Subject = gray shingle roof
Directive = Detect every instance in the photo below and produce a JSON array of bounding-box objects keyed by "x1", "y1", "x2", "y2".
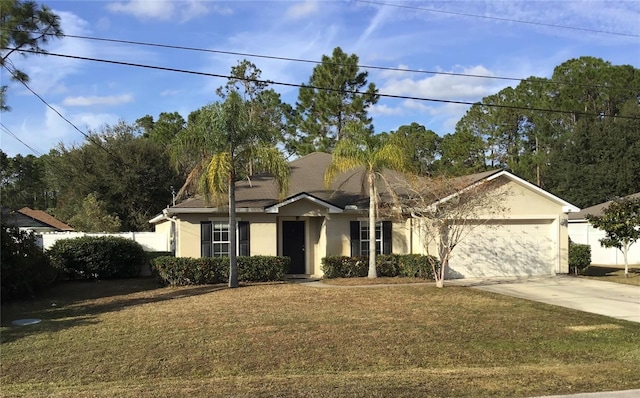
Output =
[
  {"x1": 568, "y1": 192, "x2": 640, "y2": 220},
  {"x1": 172, "y1": 152, "x2": 503, "y2": 211}
]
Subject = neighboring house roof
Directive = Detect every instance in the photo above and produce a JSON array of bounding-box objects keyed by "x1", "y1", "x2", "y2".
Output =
[
  {"x1": 5, "y1": 207, "x2": 75, "y2": 231},
  {"x1": 568, "y1": 192, "x2": 640, "y2": 220},
  {"x1": 158, "y1": 152, "x2": 579, "y2": 219}
]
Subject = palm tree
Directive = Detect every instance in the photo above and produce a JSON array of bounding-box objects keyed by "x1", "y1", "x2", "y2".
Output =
[
  {"x1": 172, "y1": 91, "x2": 290, "y2": 288},
  {"x1": 324, "y1": 121, "x2": 411, "y2": 278}
]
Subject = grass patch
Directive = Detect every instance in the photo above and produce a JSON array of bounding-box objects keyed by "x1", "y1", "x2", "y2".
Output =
[
  {"x1": 322, "y1": 277, "x2": 431, "y2": 286},
  {"x1": 2, "y1": 279, "x2": 639, "y2": 397},
  {"x1": 581, "y1": 264, "x2": 640, "y2": 286}
]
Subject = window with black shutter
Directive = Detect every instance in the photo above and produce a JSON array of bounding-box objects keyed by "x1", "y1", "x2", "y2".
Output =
[
  {"x1": 238, "y1": 221, "x2": 250, "y2": 256},
  {"x1": 201, "y1": 221, "x2": 212, "y2": 257},
  {"x1": 350, "y1": 220, "x2": 392, "y2": 256}
]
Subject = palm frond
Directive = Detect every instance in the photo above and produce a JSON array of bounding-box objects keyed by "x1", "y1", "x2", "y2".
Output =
[{"x1": 253, "y1": 146, "x2": 291, "y2": 198}]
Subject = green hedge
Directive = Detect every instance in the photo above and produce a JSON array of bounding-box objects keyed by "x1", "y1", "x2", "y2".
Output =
[
  {"x1": 569, "y1": 241, "x2": 591, "y2": 275},
  {"x1": 152, "y1": 256, "x2": 290, "y2": 286},
  {"x1": 1, "y1": 224, "x2": 57, "y2": 300},
  {"x1": 48, "y1": 236, "x2": 147, "y2": 280},
  {"x1": 322, "y1": 254, "x2": 437, "y2": 279}
]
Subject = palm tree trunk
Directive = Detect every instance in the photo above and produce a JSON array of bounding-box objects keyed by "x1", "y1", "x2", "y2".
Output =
[
  {"x1": 228, "y1": 169, "x2": 239, "y2": 288},
  {"x1": 368, "y1": 172, "x2": 377, "y2": 278}
]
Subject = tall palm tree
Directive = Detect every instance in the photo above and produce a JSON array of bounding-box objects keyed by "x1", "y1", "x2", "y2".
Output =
[
  {"x1": 172, "y1": 91, "x2": 290, "y2": 288},
  {"x1": 324, "y1": 121, "x2": 411, "y2": 278}
]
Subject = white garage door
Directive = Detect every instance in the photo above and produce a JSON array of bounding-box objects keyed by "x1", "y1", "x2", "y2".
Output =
[{"x1": 447, "y1": 219, "x2": 556, "y2": 278}]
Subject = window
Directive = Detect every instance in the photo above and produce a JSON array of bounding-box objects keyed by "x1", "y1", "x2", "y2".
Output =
[
  {"x1": 350, "y1": 220, "x2": 391, "y2": 256},
  {"x1": 201, "y1": 221, "x2": 250, "y2": 257}
]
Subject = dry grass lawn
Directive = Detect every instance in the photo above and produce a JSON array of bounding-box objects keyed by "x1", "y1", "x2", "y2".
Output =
[{"x1": 1, "y1": 278, "x2": 639, "y2": 397}]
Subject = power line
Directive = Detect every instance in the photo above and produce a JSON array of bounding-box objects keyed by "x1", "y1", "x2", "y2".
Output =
[
  {"x1": 9, "y1": 48, "x2": 640, "y2": 121},
  {"x1": 34, "y1": 32, "x2": 633, "y2": 92},
  {"x1": 1, "y1": 123, "x2": 43, "y2": 156},
  {"x1": 1, "y1": 63, "x2": 137, "y2": 167},
  {"x1": 355, "y1": 0, "x2": 640, "y2": 38}
]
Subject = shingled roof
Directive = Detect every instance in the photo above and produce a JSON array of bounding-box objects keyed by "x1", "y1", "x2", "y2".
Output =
[
  {"x1": 568, "y1": 192, "x2": 640, "y2": 220},
  {"x1": 17, "y1": 207, "x2": 74, "y2": 231},
  {"x1": 170, "y1": 152, "x2": 505, "y2": 212}
]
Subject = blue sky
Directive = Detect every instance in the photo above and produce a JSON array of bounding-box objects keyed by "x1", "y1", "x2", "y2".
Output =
[{"x1": 1, "y1": 0, "x2": 638, "y2": 157}]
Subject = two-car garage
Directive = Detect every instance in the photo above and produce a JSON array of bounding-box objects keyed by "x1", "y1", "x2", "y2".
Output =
[{"x1": 447, "y1": 219, "x2": 558, "y2": 278}]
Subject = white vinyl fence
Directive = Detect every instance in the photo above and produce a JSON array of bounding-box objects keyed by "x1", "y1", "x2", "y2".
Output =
[
  {"x1": 38, "y1": 231, "x2": 170, "y2": 252},
  {"x1": 568, "y1": 221, "x2": 640, "y2": 266}
]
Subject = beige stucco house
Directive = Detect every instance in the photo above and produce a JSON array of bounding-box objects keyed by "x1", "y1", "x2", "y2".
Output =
[{"x1": 150, "y1": 152, "x2": 579, "y2": 279}]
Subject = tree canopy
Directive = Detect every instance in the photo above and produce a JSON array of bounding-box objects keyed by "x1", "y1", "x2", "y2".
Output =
[{"x1": 291, "y1": 47, "x2": 379, "y2": 155}]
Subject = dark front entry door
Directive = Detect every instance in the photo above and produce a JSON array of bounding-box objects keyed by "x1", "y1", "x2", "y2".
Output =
[{"x1": 283, "y1": 221, "x2": 305, "y2": 274}]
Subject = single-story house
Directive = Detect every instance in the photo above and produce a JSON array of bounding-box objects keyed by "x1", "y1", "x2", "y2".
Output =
[
  {"x1": 150, "y1": 152, "x2": 579, "y2": 279},
  {"x1": 568, "y1": 193, "x2": 640, "y2": 266},
  {"x1": 1, "y1": 207, "x2": 74, "y2": 233}
]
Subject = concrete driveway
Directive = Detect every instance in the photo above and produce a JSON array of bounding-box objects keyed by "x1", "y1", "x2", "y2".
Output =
[{"x1": 456, "y1": 276, "x2": 640, "y2": 323}]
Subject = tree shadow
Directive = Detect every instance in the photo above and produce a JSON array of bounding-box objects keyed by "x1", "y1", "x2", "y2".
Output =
[
  {"x1": 583, "y1": 265, "x2": 640, "y2": 277},
  {"x1": 0, "y1": 278, "x2": 228, "y2": 344}
]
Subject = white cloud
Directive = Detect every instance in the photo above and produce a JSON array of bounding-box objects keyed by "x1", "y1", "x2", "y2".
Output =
[
  {"x1": 369, "y1": 103, "x2": 405, "y2": 117},
  {"x1": 160, "y1": 89, "x2": 182, "y2": 97},
  {"x1": 62, "y1": 94, "x2": 133, "y2": 107},
  {"x1": 107, "y1": 0, "x2": 223, "y2": 22},
  {"x1": 285, "y1": 1, "x2": 319, "y2": 20},
  {"x1": 43, "y1": 105, "x2": 120, "y2": 144},
  {"x1": 380, "y1": 65, "x2": 504, "y2": 101},
  {"x1": 355, "y1": 3, "x2": 392, "y2": 49}
]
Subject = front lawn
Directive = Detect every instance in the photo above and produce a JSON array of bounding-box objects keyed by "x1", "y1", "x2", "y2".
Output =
[{"x1": 1, "y1": 279, "x2": 639, "y2": 397}]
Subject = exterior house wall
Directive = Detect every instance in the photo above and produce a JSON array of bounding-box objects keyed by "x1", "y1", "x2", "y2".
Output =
[
  {"x1": 163, "y1": 175, "x2": 575, "y2": 278},
  {"x1": 409, "y1": 179, "x2": 570, "y2": 274},
  {"x1": 569, "y1": 221, "x2": 640, "y2": 266},
  {"x1": 176, "y1": 213, "x2": 279, "y2": 258}
]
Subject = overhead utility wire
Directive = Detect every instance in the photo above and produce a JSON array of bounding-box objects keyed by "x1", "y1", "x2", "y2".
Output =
[
  {"x1": 1, "y1": 64, "x2": 135, "y2": 167},
  {"x1": 1, "y1": 122, "x2": 43, "y2": 156},
  {"x1": 33, "y1": 32, "x2": 631, "y2": 92},
  {"x1": 10, "y1": 48, "x2": 639, "y2": 121},
  {"x1": 355, "y1": 0, "x2": 640, "y2": 38}
]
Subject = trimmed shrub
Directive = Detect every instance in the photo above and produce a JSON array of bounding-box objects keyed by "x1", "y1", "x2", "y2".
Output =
[
  {"x1": 238, "y1": 256, "x2": 289, "y2": 282},
  {"x1": 152, "y1": 256, "x2": 290, "y2": 286},
  {"x1": 1, "y1": 224, "x2": 56, "y2": 300},
  {"x1": 569, "y1": 241, "x2": 591, "y2": 275},
  {"x1": 48, "y1": 236, "x2": 146, "y2": 279},
  {"x1": 321, "y1": 254, "x2": 437, "y2": 279},
  {"x1": 145, "y1": 251, "x2": 173, "y2": 277},
  {"x1": 321, "y1": 256, "x2": 368, "y2": 278},
  {"x1": 396, "y1": 254, "x2": 437, "y2": 279}
]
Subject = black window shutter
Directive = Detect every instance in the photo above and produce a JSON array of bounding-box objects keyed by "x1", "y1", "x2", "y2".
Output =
[
  {"x1": 382, "y1": 221, "x2": 392, "y2": 255},
  {"x1": 238, "y1": 221, "x2": 250, "y2": 256},
  {"x1": 201, "y1": 221, "x2": 212, "y2": 258},
  {"x1": 350, "y1": 221, "x2": 360, "y2": 257}
]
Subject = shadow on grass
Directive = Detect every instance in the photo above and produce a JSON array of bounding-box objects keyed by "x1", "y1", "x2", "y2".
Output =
[
  {"x1": 0, "y1": 278, "x2": 228, "y2": 344},
  {"x1": 583, "y1": 265, "x2": 640, "y2": 277}
]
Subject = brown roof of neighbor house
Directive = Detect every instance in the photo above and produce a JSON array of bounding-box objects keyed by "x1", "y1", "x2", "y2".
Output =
[
  {"x1": 17, "y1": 207, "x2": 74, "y2": 231},
  {"x1": 171, "y1": 152, "x2": 504, "y2": 211},
  {"x1": 568, "y1": 192, "x2": 640, "y2": 220}
]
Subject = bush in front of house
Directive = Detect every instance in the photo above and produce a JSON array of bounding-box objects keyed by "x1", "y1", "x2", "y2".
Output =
[
  {"x1": 1, "y1": 224, "x2": 57, "y2": 300},
  {"x1": 48, "y1": 236, "x2": 146, "y2": 279},
  {"x1": 321, "y1": 256, "x2": 369, "y2": 278},
  {"x1": 152, "y1": 256, "x2": 290, "y2": 286},
  {"x1": 321, "y1": 254, "x2": 437, "y2": 279},
  {"x1": 569, "y1": 240, "x2": 591, "y2": 275},
  {"x1": 396, "y1": 254, "x2": 437, "y2": 279}
]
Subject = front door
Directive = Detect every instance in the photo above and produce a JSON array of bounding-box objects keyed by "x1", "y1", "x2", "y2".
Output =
[{"x1": 283, "y1": 221, "x2": 305, "y2": 274}]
